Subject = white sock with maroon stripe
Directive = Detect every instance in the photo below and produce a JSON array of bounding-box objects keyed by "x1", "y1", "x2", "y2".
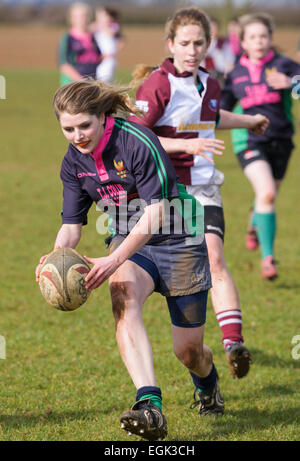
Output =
[{"x1": 216, "y1": 309, "x2": 244, "y2": 351}]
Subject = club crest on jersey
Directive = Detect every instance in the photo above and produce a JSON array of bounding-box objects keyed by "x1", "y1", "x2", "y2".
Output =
[
  {"x1": 265, "y1": 66, "x2": 278, "y2": 76},
  {"x1": 114, "y1": 159, "x2": 124, "y2": 171},
  {"x1": 208, "y1": 99, "x2": 218, "y2": 111},
  {"x1": 114, "y1": 159, "x2": 128, "y2": 178}
]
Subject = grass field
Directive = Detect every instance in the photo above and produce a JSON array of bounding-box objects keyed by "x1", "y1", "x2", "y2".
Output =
[{"x1": 1, "y1": 67, "x2": 300, "y2": 442}]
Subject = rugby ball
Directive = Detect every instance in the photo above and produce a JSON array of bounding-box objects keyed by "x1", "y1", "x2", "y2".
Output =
[{"x1": 39, "y1": 248, "x2": 91, "y2": 311}]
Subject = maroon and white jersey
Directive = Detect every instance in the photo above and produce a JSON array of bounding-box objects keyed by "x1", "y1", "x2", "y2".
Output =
[{"x1": 129, "y1": 58, "x2": 221, "y2": 186}]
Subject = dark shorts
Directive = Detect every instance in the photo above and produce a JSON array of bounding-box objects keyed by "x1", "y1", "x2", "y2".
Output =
[
  {"x1": 107, "y1": 234, "x2": 211, "y2": 328},
  {"x1": 166, "y1": 290, "x2": 208, "y2": 328},
  {"x1": 204, "y1": 205, "x2": 225, "y2": 241},
  {"x1": 237, "y1": 139, "x2": 294, "y2": 180},
  {"x1": 107, "y1": 234, "x2": 211, "y2": 297}
]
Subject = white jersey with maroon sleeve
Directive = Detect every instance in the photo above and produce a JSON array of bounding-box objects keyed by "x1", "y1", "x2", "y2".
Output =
[{"x1": 129, "y1": 58, "x2": 221, "y2": 186}]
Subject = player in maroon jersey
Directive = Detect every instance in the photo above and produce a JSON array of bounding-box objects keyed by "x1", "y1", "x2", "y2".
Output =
[{"x1": 129, "y1": 7, "x2": 269, "y2": 385}]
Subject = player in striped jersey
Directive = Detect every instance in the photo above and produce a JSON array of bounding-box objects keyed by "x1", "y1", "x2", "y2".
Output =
[
  {"x1": 129, "y1": 7, "x2": 269, "y2": 383},
  {"x1": 36, "y1": 79, "x2": 226, "y2": 440}
]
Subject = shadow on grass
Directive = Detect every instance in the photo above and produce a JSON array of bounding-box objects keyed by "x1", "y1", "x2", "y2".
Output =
[
  {"x1": 259, "y1": 383, "x2": 295, "y2": 396},
  {"x1": 171, "y1": 404, "x2": 300, "y2": 441},
  {"x1": 1, "y1": 400, "x2": 299, "y2": 441},
  {"x1": 211, "y1": 405, "x2": 300, "y2": 440},
  {"x1": 274, "y1": 282, "x2": 300, "y2": 290},
  {"x1": 250, "y1": 348, "x2": 300, "y2": 369},
  {"x1": 0, "y1": 409, "x2": 100, "y2": 431},
  {"x1": 0, "y1": 401, "x2": 123, "y2": 431}
]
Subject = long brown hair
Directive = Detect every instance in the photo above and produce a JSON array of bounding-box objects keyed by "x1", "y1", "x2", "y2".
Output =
[
  {"x1": 165, "y1": 6, "x2": 211, "y2": 43},
  {"x1": 131, "y1": 6, "x2": 211, "y2": 86},
  {"x1": 53, "y1": 79, "x2": 142, "y2": 119}
]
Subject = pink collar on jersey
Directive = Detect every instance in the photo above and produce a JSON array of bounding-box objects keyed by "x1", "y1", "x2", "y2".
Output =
[
  {"x1": 69, "y1": 28, "x2": 93, "y2": 46},
  {"x1": 240, "y1": 49, "x2": 275, "y2": 83},
  {"x1": 90, "y1": 116, "x2": 115, "y2": 182}
]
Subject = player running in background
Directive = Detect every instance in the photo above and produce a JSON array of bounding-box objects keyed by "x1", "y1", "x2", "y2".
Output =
[
  {"x1": 227, "y1": 17, "x2": 243, "y2": 62},
  {"x1": 91, "y1": 6, "x2": 124, "y2": 84},
  {"x1": 202, "y1": 17, "x2": 235, "y2": 86},
  {"x1": 36, "y1": 79, "x2": 225, "y2": 441},
  {"x1": 221, "y1": 13, "x2": 300, "y2": 280},
  {"x1": 58, "y1": 2, "x2": 101, "y2": 86},
  {"x1": 129, "y1": 6, "x2": 269, "y2": 382}
]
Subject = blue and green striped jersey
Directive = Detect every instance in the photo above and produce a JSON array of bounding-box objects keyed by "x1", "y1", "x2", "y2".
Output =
[{"x1": 60, "y1": 117, "x2": 204, "y2": 243}]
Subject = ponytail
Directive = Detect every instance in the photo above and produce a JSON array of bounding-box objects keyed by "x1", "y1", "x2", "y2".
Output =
[
  {"x1": 130, "y1": 64, "x2": 158, "y2": 88},
  {"x1": 53, "y1": 79, "x2": 143, "y2": 120}
]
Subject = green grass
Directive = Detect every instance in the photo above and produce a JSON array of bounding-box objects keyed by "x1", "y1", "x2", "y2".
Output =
[{"x1": 1, "y1": 69, "x2": 300, "y2": 441}]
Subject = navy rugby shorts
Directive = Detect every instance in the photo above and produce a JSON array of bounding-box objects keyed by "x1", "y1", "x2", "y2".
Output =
[{"x1": 107, "y1": 234, "x2": 212, "y2": 328}]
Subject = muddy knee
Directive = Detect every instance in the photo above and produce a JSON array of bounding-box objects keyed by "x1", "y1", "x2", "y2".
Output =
[
  {"x1": 174, "y1": 343, "x2": 203, "y2": 370},
  {"x1": 110, "y1": 282, "x2": 132, "y2": 322},
  {"x1": 260, "y1": 190, "x2": 276, "y2": 206},
  {"x1": 265, "y1": 191, "x2": 276, "y2": 205}
]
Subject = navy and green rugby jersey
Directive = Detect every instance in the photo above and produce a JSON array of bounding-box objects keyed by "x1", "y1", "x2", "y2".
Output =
[
  {"x1": 58, "y1": 31, "x2": 101, "y2": 86},
  {"x1": 221, "y1": 50, "x2": 300, "y2": 154},
  {"x1": 60, "y1": 117, "x2": 204, "y2": 243}
]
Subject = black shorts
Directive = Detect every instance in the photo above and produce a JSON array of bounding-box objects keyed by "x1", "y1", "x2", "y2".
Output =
[
  {"x1": 237, "y1": 139, "x2": 293, "y2": 180},
  {"x1": 204, "y1": 205, "x2": 225, "y2": 241}
]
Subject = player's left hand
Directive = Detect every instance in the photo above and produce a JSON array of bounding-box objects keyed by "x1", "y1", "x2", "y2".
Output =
[
  {"x1": 83, "y1": 255, "x2": 119, "y2": 290},
  {"x1": 249, "y1": 114, "x2": 270, "y2": 135},
  {"x1": 266, "y1": 71, "x2": 292, "y2": 90}
]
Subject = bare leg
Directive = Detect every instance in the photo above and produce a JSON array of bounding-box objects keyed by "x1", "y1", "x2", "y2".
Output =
[
  {"x1": 113, "y1": 261, "x2": 168, "y2": 441},
  {"x1": 244, "y1": 160, "x2": 280, "y2": 280},
  {"x1": 172, "y1": 325, "x2": 213, "y2": 378},
  {"x1": 244, "y1": 160, "x2": 278, "y2": 213},
  {"x1": 205, "y1": 233, "x2": 240, "y2": 314},
  {"x1": 172, "y1": 323, "x2": 224, "y2": 415},
  {"x1": 171, "y1": 323, "x2": 212, "y2": 377},
  {"x1": 109, "y1": 260, "x2": 156, "y2": 389},
  {"x1": 205, "y1": 233, "x2": 251, "y2": 377}
]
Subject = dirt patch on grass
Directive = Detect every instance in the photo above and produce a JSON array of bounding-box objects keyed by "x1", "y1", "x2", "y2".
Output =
[
  {"x1": 0, "y1": 24, "x2": 298, "y2": 70},
  {"x1": 0, "y1": 25, "x2": 167, "y2": 70}
]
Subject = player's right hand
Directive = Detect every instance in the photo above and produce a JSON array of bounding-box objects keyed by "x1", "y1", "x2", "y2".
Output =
[
  {"x1": 35, "y1": 247, "x2": 61, "y2": 283},
  {"x1": 35, "y1": 254, "x2": 51, "y2": 283},
  {"x1": 83, "y1": 255, "x2": 120, "y2": 291},
  {"x1": 185, "y1": 137, "x2": 225, "y2": 160},
  {"x1": 249, "y1": 114, "x2": 270, "y2": 135}
]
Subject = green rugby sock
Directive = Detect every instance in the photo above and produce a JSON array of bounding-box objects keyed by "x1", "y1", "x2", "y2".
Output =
[
  {"x1": 253, "y1": 211, "x2": 276, "y2": 258},
  {"x1": 251, "y1": 205, "x2": 257, "y2": 227},
  {"x1": 139, "y1": 394, "x2": 162, "y2": 410},
  {"x1": 136, "y1": 386, "x2": 162, "y2": 410}
]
